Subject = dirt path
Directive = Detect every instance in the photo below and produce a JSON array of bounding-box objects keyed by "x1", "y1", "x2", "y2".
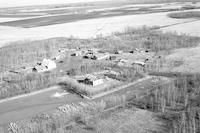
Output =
[{"x1": 0, "y1": 86, "x2": 59, "y2": 104}]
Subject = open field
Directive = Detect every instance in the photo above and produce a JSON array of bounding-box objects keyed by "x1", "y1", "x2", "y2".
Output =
[
  {"x1": 0, "y1": 11, "x2": 199, "y2": 47},
  {"x1": 163, "y1": 45, "x2": 200, "y2": 73},
  {"x1": 0, "y1": 2, "x2": 200, "y2": 47},
  {"x1": 1, "y1": 3, "x2": 200, "y2": 28}
]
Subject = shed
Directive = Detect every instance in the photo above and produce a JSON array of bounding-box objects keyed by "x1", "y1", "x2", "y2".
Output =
[
  {"x1": 78, "y1": 75, "x2": 104, "y2": 86},
  {"x1": 132, "y1": 60, "x2": 146, "y2": 66},
  {"x1": 108, "y1": 56, "x2": 117, "y2": 60},
  {"x1": 95, "y1": 53, "x2": 110, "y2": 60}
]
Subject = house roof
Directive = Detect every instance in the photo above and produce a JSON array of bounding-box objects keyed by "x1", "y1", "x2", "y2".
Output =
[
  {"x1": 85, "y1": 74, "x2": 103, "y2": 81},
  {"x1": 132, "y1": 60, "x2": 145, "y2": 66}
]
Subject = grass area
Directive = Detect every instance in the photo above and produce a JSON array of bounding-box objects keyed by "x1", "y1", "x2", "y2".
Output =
[
  {"x1": 58, "y1": 58, "x2": 113, "y2": 77},
  {"x1": 63, "y1": 108, "x2": 163, "y2": 133},
  {"x1": 168, "y1": 11, "x2": 200, "y2": 19}
]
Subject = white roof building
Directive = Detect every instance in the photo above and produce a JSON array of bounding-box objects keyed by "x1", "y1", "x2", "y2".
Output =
[{"x1": 33, "y1": 59, "x2": 57, "y2": 73}]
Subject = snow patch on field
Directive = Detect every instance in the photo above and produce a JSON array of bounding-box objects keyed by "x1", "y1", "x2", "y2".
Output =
[{"x1": 0, "y1": 18, "x2": 23, "y2": 22}]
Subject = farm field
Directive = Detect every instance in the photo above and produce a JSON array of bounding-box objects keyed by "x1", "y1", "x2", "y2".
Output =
[
  {"x1": 0, "y1": 1, "x2": 200, "y2": 47},
  {"x1": 162, "y1": 17, "x2": 200, "y2": 36}
]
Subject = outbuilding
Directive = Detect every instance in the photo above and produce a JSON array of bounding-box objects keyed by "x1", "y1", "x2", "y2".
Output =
[
  {"x1": 95, "y1": 53, "x2": 110, "y2": 60},
  {"x1": 78, "y1": 75, "x2": 104, "y2": 86}
]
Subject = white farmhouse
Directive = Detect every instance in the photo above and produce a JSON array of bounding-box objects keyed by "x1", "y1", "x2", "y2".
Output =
[{"x1": 33, "y1": 59, "x2": 57, "y2": 73}]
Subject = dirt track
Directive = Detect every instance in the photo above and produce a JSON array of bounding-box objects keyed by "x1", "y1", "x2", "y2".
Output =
[{"x1": 0, "y1": 86, "x2": 59, "y2": 104}]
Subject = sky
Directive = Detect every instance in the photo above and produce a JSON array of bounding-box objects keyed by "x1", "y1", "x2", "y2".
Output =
[{"x1": 0, "y1": 0, "x2": 113, "y2": 8}]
